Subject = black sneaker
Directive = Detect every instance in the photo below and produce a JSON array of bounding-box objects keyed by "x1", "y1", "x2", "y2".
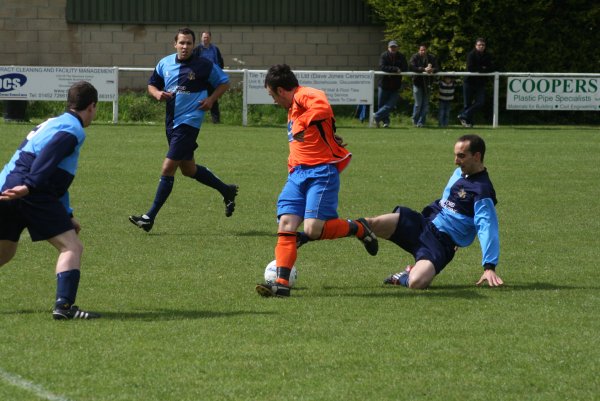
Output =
[
  {"x1": 53, "y1": 305, "x2": 101, "y2": 320},
  {"x1": 224, "y1": 185, "x2": 238, "y2": 217},
  {"x1": 255, "y1": 283, "x2": 290, "y2": 297},
  {"x1": 129, "y1": 214, "x2": 154, "y2": 232},
  {"x1": 356, "y1": 218, "x2": 378, "y2": 256},
  {"x1": 457, "y1": 116, "x2": 472, "y2": 128}
]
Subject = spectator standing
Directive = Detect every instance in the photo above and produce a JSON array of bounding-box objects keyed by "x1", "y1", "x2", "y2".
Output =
[
  {"x1": 409, "y1": 44, "x2": 438, "y2": 127},
  {"x1": 374, "y1": 41, "x2": 408, "y2": 128},
  {"x1": 193, "y1": 31, "x2": 225, "y2": 124},
  {"x1": 458, "y1": 38, "x2": 494, "y2": 128},
  {"x1": 438, "y1": 75, "x2": 456, "y2": 127}
]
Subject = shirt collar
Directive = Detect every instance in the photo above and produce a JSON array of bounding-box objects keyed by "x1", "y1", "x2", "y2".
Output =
[{"x1": 66, "y1": 110, "x2": 84, "y2": 127}]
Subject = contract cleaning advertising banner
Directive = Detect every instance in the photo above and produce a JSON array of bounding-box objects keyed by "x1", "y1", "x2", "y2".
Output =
[
  {"x1": 0, "y1": 66, "x2": 117, "y2": 101},
  {"x1": 246, "y1": 70, "x2": 373, "y2": 105},
  {"x1": 506, "y1": 76, "x2": 600, "y2": 110}
]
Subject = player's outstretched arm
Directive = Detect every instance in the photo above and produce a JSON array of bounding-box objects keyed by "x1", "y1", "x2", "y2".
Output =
[
  {"x1": 0, "y1": 185, "x2": 29, "y2": 201},
  {"x1": 476, "y1": 269, "x2": 504, "y2": 287}
]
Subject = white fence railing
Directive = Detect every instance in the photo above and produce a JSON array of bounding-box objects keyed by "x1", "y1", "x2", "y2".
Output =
[
  {"x1": 118, "y1": 68, "x2": 599, "y2": 127},
  {"x1": 2, "y1": 65, "x2": 598, "y2": 126}
]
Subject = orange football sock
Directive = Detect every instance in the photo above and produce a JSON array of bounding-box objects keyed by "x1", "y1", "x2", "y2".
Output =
[
  {"x1": 320, "y1": 219, "x2": 364, "y2": 239},
  {"x1": 275, "y1": 232, "x2": 297, "y2": 285}
]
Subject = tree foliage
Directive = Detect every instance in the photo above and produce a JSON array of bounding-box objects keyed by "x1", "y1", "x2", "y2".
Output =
[{"x1": 366, "y1": 0, "x2": 599, "y2": 72}]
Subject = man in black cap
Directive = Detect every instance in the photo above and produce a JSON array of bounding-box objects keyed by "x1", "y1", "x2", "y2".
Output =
[{"x1": 373, "y1": 40, "x2": 408, "y2": 128}]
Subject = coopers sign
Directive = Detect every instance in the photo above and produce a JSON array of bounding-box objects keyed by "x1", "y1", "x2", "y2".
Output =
[{"x1": 507, "y1": 77, "x2": 600, "y2": 110}]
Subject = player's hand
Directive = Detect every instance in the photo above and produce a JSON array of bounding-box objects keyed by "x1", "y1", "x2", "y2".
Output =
[
  {"x1": 0, "y1": 185, "x2": 29, "y2": 201},
  {"x1": 71, "y1": 218, "x2": 81, "y2": 235},
  {"x1": 198, "y1": 97, "x2": 214, "y2": 111},
  {"x1": 155, "y1": 91, "x2": 173, "y2": 101},
  {"x1": 476, "y1": 269, "x2": 504, "y2": 287}
]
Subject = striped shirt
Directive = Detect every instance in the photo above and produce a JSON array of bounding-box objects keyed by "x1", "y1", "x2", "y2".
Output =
[{"x1": 438, "y1": 79, "x2": 455, "y2": 101}]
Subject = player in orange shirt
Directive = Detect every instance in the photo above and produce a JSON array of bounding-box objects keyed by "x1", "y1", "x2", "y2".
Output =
[{"x1": 256, "y1": 64, "x2": 378, "y2": 297}]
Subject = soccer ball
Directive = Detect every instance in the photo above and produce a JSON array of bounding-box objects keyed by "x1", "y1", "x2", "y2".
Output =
[{"x1": 264, "y1": 260, "x2": 297, "y2": 287}]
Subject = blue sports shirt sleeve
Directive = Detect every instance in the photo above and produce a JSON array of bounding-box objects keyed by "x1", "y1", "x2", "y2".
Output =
[
  {"x1": 208, "y1": 64, "x2": 229, "y2": 88},
  {"x1": 148, "y1": 69, "x2": 165, "y2": 90},
  {"x1": 474, "y1": 198, "x2": 500, "y2": 266},
  {"x1": 24, "y1": 132, "x2": 78, "y2": 190}
]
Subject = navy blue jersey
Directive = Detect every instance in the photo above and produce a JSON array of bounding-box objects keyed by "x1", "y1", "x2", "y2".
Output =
[
  {"x1": 148, "y1": 53, "x2": 229, "y2": 130},
  {"x1": 427, "y1": 167, "x2": 499, "y2": 266},
  {"x1": 193, "y1": 44, "x2": 224, "y2": 68},
  {"x1": 0, "y1": 111, "x2": 86, "y2": 214}
]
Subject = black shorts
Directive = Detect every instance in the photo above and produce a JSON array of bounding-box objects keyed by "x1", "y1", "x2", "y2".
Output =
[
  {"x1": 0, "y1": 196, "x2": 74, "y2": 242},
  {"x1": 388, "y1": 206, "x2": 456, "y2": 274},
  {"x1": 166, "y1": 124, "x2": 199, "y2": 161}
]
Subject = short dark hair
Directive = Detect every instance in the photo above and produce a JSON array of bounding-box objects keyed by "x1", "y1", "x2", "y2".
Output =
[
  {"x1": 458, "y1": 134, "x2": 486, "y2": 161},
  {"x1": 175, "y1": 27, "x2": 195, "y2": 43},
  {"x1": 264, "y1": 64, "x2": 299, "y2": 91},
  {"x1": 475, "y1": 38, "x2": 486, "y2": 44},
  {"x1": 67, "y1": 81, "x2": 98, "y2": 111}
]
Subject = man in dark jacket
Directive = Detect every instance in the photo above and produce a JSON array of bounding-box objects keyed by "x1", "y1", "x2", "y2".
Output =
[
  {"x1": 409, "y1": 44, "x2": 438, "y2": 127},
  {"x1": 374, "y1": 41, "x2": 408, "y2": 128},
  {"x1": 458, "y1": 38, "x2": 494, "y2": 127}
]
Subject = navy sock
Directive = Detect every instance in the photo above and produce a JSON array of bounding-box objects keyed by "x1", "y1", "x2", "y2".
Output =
[
  {"x1": 147, "y1": 175, "x2": 174, "y2": 220},
  {"x1": 55, "y1": 269, "x2": 81, "y2": 308},
  {"x1": 399, "y1": 273, "x2": 410, "y2": 287},
  {"x1": 193, "y1": 165, "x2": 228, "y2": 196},
  {"x1": 296, "y1": 232, "x2": 311, "y2": 248}
]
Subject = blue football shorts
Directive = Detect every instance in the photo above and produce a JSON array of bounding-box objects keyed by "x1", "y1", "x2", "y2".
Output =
[
  {"x1": 388, "y1": 206, "x2": 456, "y2": 274},
  {"x1": 0, "y1": 196, "x2": 74, "y2": 242},
  {"x1": 166, "y1": 124, "x2": 199, "y2": 161},
  {"x1": 277, "y1": 164, "x2": 340, "y2": 221}
]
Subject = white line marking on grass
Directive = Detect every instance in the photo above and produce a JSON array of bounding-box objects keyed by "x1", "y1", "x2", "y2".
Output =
[{"x1": 0, "y1": 367, "x2": 72, "y2": 401}]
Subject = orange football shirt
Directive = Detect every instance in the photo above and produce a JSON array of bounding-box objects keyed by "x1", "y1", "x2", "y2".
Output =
[{"x1": 286, "y1": 86, "x2": 351, "y2": 172}]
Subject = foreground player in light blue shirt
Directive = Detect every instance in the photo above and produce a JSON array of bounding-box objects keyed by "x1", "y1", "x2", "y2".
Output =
[
  {"x1": 0, "y1": 81, "x2": 101, "y2": 319},
  {"x1": 129, "y1": 28, "x2": 237, "y2": 232},
  {"x1": 366, "y1": 134, "x2": 503, "y2": 289}
]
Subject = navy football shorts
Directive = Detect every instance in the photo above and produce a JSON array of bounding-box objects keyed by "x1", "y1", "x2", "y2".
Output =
[
  {"x1": 0, "y1": 196, "x2": 74, "y2": 242},
  {"x1": 388, "y1": 206, "x2": 456, "y2": 274},
  {"x1": 166, "y1": 124, "x2": 199, "y2": 161}
]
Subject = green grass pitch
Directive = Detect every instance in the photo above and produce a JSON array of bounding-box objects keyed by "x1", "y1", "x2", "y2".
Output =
[{"x1": 0, "y1": 120, "x2": 598, "y2": 401}]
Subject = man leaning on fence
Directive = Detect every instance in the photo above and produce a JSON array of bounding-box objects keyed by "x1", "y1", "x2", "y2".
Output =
[
  {"x1": 458, "y1": 38, "x2": 494, "y2": 128},
  {"x1": 374, "y1": 40, "x2": 408, "y2": 128}
]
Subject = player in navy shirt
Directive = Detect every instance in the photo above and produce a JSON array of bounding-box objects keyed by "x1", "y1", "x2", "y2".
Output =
[
  {"x1": 366, "y1": 134, "x2": 503, "y2": 289},
  {"x1": 0, "y1": 81, "x2": 101, "y2": 319},
  {"x1": 129, "y1": 28, "x2": 237, "y2": 232}
]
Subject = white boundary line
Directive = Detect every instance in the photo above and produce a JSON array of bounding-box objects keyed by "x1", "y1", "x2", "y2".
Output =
[{"x1": 0, "y1": 367, "x2": 72, "y2": 401}]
